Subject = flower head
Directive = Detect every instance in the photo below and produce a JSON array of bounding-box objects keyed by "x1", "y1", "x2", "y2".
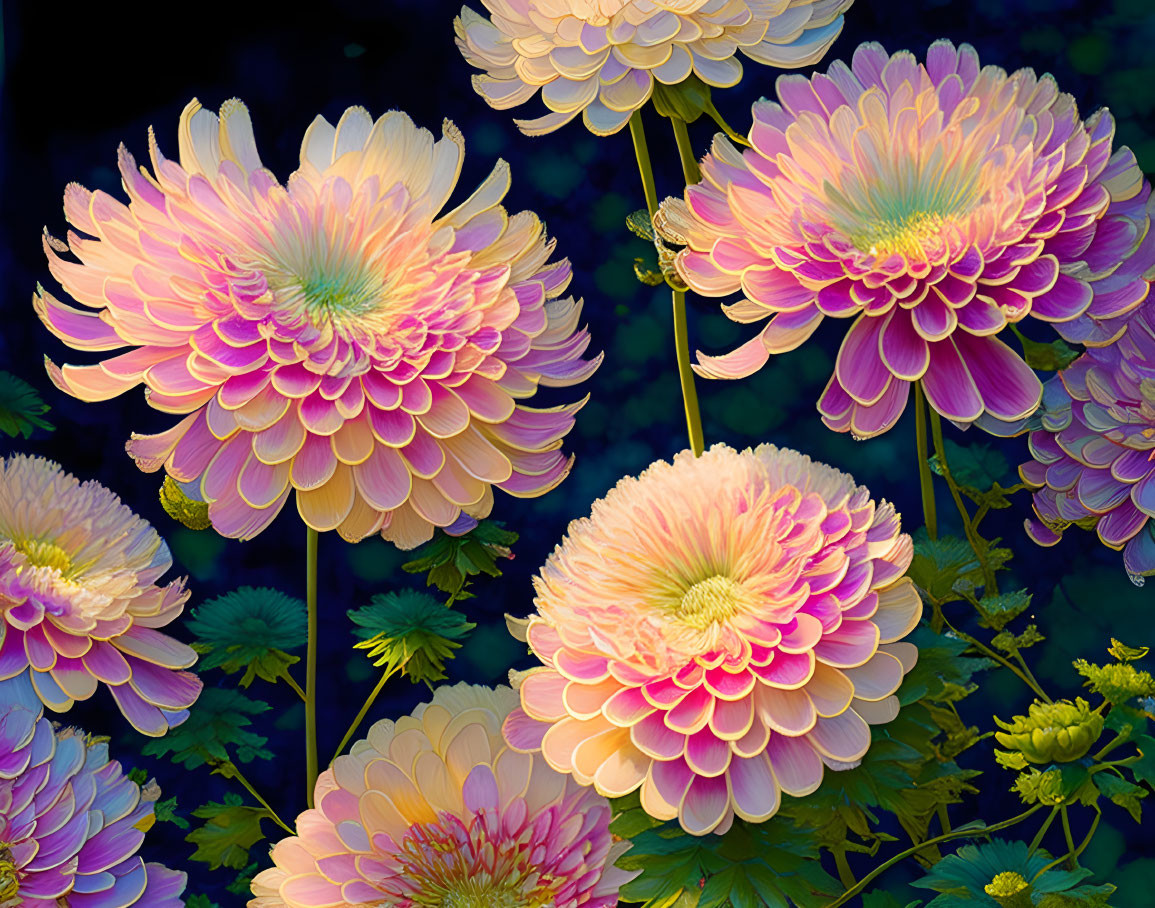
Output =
[
  {"x1": 38, "y1": 99, "x2": 599, "y2": 548},
  {"x1": 187, "y1": 587, "x2": 307, "y2": 686},
  {"x1": 0, "y1": 456, "x2": 200, "y2": 736},
  {"x1": 0, "y1": 705, "x2": 187, "y2": 906},
  {"x1": 502, "y1": 444, "x2": 920, "y2": 835},
  {"x1": 661, "y1": 40, "x2": 1155, "y2": 438},
  {"x1": 249, "y1": 683, "x2": 637, "y2": 907},
  {"x1": 456, "y1": 0, "x2": 853, "y2": 136},
  {"x1": 348, "y1": 590, "x2": 476, "y2": 685},
  {"x1": 994, "y1": 697, "x2": 1103, "y2": 764},
  {"x1": 1021, "y1": 302, "x2": 1155, "y2": 578}
]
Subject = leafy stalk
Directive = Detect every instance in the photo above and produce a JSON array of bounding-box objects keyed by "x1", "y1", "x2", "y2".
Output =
[
  {"x1": 305, "y1": 527, "x2": 319, "y2": 809},
  {"x1": 915, "y1": 383, "x2": 938, "y2": 540}
]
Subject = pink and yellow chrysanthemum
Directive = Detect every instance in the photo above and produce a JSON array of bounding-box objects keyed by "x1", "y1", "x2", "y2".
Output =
[
  {"x1": 249, "y1": 683, "x2": 637, "y2": 907},
  {"x1": 0, "y1": 456, "x2": 199, "y2": 736},
  {"x1": 0, "y1": 704, "x2": 187, "y2": 906},
  {"x1": 661, "y1": 40, "x2": 1155, "y2": 438},
  {"x1": 37, "y1": 100, "x2": 599, "y2": 547},
  {"x1": 502, "y1": 444, "x2": 921, "y2": 835},
  {"x1": 456, "y1": 0, "x2": 853, "y2": 136}
]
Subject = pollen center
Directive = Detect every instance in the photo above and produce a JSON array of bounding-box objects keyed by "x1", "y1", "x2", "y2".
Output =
[
  {"x1": 676, "y1": 575, "x2": 749, "y2": 629},
  {"x1": 0, "y1": 847, "x2": 19, "y2": 904},
  {"x1": 850, "y1": 211, "x2": 950, "y2": 258},
  {"x1": 13, "y1": 539, "x2": 73, "y2": 576}
]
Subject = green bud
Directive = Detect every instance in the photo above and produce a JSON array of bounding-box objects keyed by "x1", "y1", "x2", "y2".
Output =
[{"x1": 994, "y1": 698, "x2": 1103, "y2": 763}]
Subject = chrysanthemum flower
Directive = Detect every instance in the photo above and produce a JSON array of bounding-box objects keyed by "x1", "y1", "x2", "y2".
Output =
[
  {"x1": 0, "y1": 704, "x2": 187, "y2": 906},
  {"x1": 0, "y1": 456, "x2": 199, "y2": 736},
  {"x1": 249, "y1": 683, "x2": 636, "y2": 907},
  {"x1": 37, "y1": 100, "x2": 599, "y2": 548},
  {"x1": 455, "y1": 0, "x2": 853, "y2": 136},
  {"x1": 660, "y1": 40, "x2": 1155, "y2": 438},
  {"x1": 501, "y1": 444, "x2": 921, "y2": 835},
  {"x1": 1020, "y1": 302, "x2": 1155, "y2": 578}
]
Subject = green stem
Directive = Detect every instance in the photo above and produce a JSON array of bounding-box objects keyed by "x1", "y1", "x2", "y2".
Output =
[
  {"x1": 672, "y1": 291, "x2": 705, "y2": 457},
  {"x1": 670, "y1": 116, "x2": 702, "y2": 185},
  {"x1": 283, "y1": 670, "x2": 307, "y2": 702},
  {"x1": 221, "y1": 763, "x2": 294, "y2": 835},
  {"x1": 942, "y1": 618, "x2": 1051, "y2": 702},
  {"x1": 914, "y1": 383, "x2": 938, "y2": 541},
  {"x1": 628, "y1": 110, "x2": 659, "y2": 219},
  {"x1": 928, "y1": 406, "x2": 999, "y2": 595},
  {"x1": 833, "y1": 849, "x2": 857, "y2": 890},
  {"x1": 1011, "y1": 651, "x2": 1050, "y2": 705},
  {"x1": 704, "y1": 100, "x2": 750, "y2": 146},
  {"x1": 332, "y1": 665, "x2": 401, "y2": 763},
  {"x1": 1034, "y1": 807, "x2": 1102, "y2": 880},
  {"x1": 305, "y1": 527, "x2": 319, "y2": 809},
  {"x1": 1028, "y1": 806, "x2": 1060, "y2": 854},
  {"x1": 1092, "y1": 732, "x2": 1130, "y2": 762},
  {"x1": 937, "y1": 803, "x2": 953, "y2": 835},
  {"x1": 1060, "y1": 806, "x2": 1078, "y2": 870},
  {"x1": 824, "y1": 807, "x2": 1044, "y2": 908}
]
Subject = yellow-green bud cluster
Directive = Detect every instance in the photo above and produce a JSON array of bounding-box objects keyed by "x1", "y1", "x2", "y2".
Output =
[{"x1": 994, "y1": 697, "x2": 1103, "y2": 763}]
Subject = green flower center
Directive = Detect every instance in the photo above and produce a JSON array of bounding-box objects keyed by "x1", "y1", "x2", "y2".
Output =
[
  {"x1": 676, "y1": 575, "x2": 751, "y2": 629},
  {"x1": 294, "y1": 270, "x2": 384, "y2": 320},
  {"x1": 13, "y1": 539, "x2": 72, "y2": 576}
]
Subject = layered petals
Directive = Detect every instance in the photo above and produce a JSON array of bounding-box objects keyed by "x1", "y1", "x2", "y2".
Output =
[
  {"x1": 38, "y1": 100, "x2": 598, "y2": 547},
  {"x1": 503, "y1": 444, "x2": 920, "y2": 835}
]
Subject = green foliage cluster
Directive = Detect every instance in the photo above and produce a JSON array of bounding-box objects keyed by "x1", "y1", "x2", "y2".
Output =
[{"x1": 401, "y1": 519, "x2": 518, "y2": 602}]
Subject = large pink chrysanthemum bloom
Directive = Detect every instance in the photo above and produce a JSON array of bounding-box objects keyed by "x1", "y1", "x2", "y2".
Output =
[
  {"x1": 501, "y1": 444, "x2": 921, "y2": 836},
  {"x1": 0, "y1": 704, "x2": 187, "y2": 907},
  {"x1": 37, "y1": 100, "x2": 599, "y2": 548},
  {"x1": 250, "y1": 683, "x2": 636, "y2": 907},
  {"x1": 456, "y1": 0, "x2": 853, "y2": 136},
  {"x1": 660, "y1": 40, "x2": 1155, "y2": 439},
  {"x1": 0, "y1": 456, "x2": 199, "y2": 737},
  {"x1": 1021, "y1": 300, "x2": 1155, "y2": 579}
]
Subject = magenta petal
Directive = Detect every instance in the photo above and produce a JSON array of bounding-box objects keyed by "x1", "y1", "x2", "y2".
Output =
[
  {"x1": 879, "y1": 309, "x2": 929, "y2": 380},
  {"x1": 921, "y1": 337, "x2": 983, "y2": 422},
  {"x1": 836, "y1": 315, "x2": 892, "y2": 405},
  {"x1": 1031, "y1": 272, "x2": 1093, "y2": 321},
  {"x1": 694, "y1": 330, "x2": 771, "y2": 380},
  {"x1": 680, "y1": 774, "x2": 729, "y2": 835},
  {"x1": 502, "y1": 707, "x2": 548, "y2": 753},
  {"x1": 953, "y1": 332, "x2": 1042, "y2": 421}
]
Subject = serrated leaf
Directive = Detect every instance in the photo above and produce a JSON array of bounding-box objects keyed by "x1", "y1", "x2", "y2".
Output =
[
  {"x1": 154, "y1": 796, "x2": 190, "y2": 830},
  {"x1": 908, "y1": 533, "x2": 984, "y2": 606},
  {"x1": 1095, "y1": 772, "x2": 1147, "y2": 822},
  {"x1": 402, "y1": 520, "x2": 517, "y2": 600},
  {"x1": 930, "y1": 439, "x2": 1011, "y2": 490},
  {"x1": 141, "y1": 688, "x2": 272, "y2": 769},
  {"x1": 627, "y1": 208, "x2": 656, "y2": 241},
  {"x1": 187, "y1": 793, "x2": 273, "y2": 870},
  {"x1": 0, "y1": 371, "x2": 54, "y2": 438},
  {"x1": 975, "y1": 590, "x2": 1032, "y2": 631}
]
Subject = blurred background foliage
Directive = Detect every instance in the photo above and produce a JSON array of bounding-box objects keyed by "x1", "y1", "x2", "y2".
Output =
[{"x1": 2, "y1": 0, "x2": 1154, "y2": 903}]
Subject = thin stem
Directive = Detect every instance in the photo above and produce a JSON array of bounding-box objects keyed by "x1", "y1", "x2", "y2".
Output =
[
  {"x1": 672, "y1": 291, "x2": 705, "y2": 457},
  {"x1": 670, "y1": 116, "x2": 702, "y2": 185},
  {"x1": 937, "y1": 803, "x2": 953, "y2": 835},
  {"x1": 1060, "y1": 806, "x2": 1078, "y2": 870},
  {"x1": 283, "y1": 671, "x2": 307, "y2": 702},
  {"x1": 914, "y1": 383, "x2": 937, "y2": 540},
  {"x1": 1011, "y1": 651, "x2": 1050, "y2": 705},
  {"x1": 628, "y1": 110, "x2": 659, "y2": 218},
  {"x1": 704, "y1": 101, "x2": 750, "y2": 146},
  {"x1": 929, "y1": 406, "x2": 999, "y2": 595},
  {"x1": 833, "y1": 849, "x2": 857, "y2": 890},
  {"x1": 222, "y1": 763, "x2": 294, "y2": 835},
  {"x1": 305, "y1": 527, "x2": 319, "y2": 809},
  {"x1": 1092, "y1": 732, "x2": 1131, "y2": 762},
  {"x1": 331, "y1": 665, "x2": 401, "y2": 763},
  {"x1": 1028, "y1": 806, "x2": 1060, "y2": 854},
  {"x1": 824, "y1": 806, "x2": 1043, "y2": 908},
  {"x1": 1034, "y1": 808, "x2": 1102, "y2": 880},
  {"x1": 942, "y1": 618, "x2": 1051, "y2": 702}
]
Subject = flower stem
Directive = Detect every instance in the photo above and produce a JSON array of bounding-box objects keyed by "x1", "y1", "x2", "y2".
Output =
[
  {"x1": 216, "y1": 761, "x2": 294, "y2": 836},
  {"x1": 824, "y1": 806, "x2": 1044, "y2": 908},
  {"x1": 914, "y1": 383, "x2": 938, "y2": 540},
  {"x1": 703, "y1": 100, "x2": 750, "y2": 146},
  {"x1": 928, "y1": 406, "x2": 998, "y2": 595},
  {"x1": 832, "y1": 849, "x2": 857, "y2": 889},
  {"x1": 670, "y1": 116, "x2": 701, "y2": 185},
  {"x1": 282, "y1": 670, "x2": 307, "y2": 702},
  {"x1": 1028, "y1": 806, "x2": 1060, "y2": 854},
  {"x1": 628, "y1": 110, "x2": 659, "y2": 219},
  {"x1": 942, "y1": 617, "x2": 1051, "y2": 702},
  {"x1": 305, "y1": 527, "x2": 319, "y2": 809},
  {"x1": 1060, "y1": 806, "x2": 1078, "y2": 870},
  {"x1": 331, "y1": 665, "x2": 401, "y2": 763},
  {"x1": 629, "y1": 108, "x2": 705, "y2": 457}
]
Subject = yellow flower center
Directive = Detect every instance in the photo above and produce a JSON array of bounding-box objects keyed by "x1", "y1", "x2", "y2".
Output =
[
  {"x1": 439, "y1": 880, "x2": 546, "y2": 908},
  {"x1": 0, "y1": 848, "x2": 19, "y2": 904},
  {"x1": 13, "y1": 539, "x2": 72, "y2": 576},
  {"x1": 985, "y1": 872, "x2": 1029, "y2": 897},
  {"x1": 850, "y1": 211, "x2": 951, "y2": 258},
  {"x1": 676, "y1": 575, "x2": 751, "y2": 629}
]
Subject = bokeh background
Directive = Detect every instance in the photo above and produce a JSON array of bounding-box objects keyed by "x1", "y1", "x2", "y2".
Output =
[{"x1": 2, "y1": 0, "x2": 1155, "y2": 903}]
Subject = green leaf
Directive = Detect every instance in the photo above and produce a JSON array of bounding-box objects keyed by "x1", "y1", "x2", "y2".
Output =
[
  {"x1": 187, "y1": 587, "x2": 307, "y2": 687},
  {"x1": 402, "y1": 520, "x2": 517, "y2": 600},
  {"x1": 898, "y1": 627, "x2": 993, "y2": 706},
  {"x1": 1130, "y1": 733, "x2": 1155, "y2": 787},
  {"x1": 862, "y1": 893, "x2": 922, "y2": 908},
  {"x1": 908, "y1": 533, "x2": 986, "y2": 606},
  {"x1": 975, "y1": 590, "x2": 1032, "y2": 631},
  {"x1": 1012, "y1": 325, "x2": 1081, "y2": 372},
  {"x1": 931, "y1": 439, "x2": 1011, "y2": 490},
  {"x1": 186, "y1": 793, "x2": 273, "y2": 871},
  {"x1": 348, "y1": 591, "x2": 475, "y2": 686},
  {"x1": 1095, "y1": 773, "x2": 1147, "y2": 822},
  {"x1": 184, "y1": 896, "x2": 221, "y2": 908},
  {"x1": 226, "y1": 862, "x2": 261, "y2": 895},
  {"x1": 141, "y1": 688, "x2": 273, "y2": 769},
  {"x1": 610, "y1": 790, "x2": 666, "y2": 839},
  {"x1": 0, "y1": 370, "x2": 54, "y2": 438},
  {"x1": 992, "y1": 624, "x2": 1045, "y2": 655},
  {"x1": 651, "y1": 73, "x2": 713, "y2": 123},
  {"x1": 627, "y1": 208, "x2": 655, "y2": 241},
  {"x1": 154, "y1": 796, "x2": 190, "y2": 830},
  {"x1": 1073, "y1": 658, "x2": 1155, "y2": 705}
]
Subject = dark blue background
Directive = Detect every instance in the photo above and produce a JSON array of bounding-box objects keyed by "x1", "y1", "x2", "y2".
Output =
[{"x1": 3, "y1": 0, "x2": 1155, "y2": 903}]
